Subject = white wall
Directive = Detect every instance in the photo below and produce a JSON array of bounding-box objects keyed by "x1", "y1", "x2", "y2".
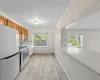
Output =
[
  {"x1": 32, "y1": 28, "x2": 54, "y2": 54},
  {"x1": 83, "y1": 30, "x2": 100, "y2": 53},
  {"x1": 55, "y1": 0, "x2": 100, "y2": 80},
  {"x1": 26, "y1": 26, "x2": 54, "y2": 54}
]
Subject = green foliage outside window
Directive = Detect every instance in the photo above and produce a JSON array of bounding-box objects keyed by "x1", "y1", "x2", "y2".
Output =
[
  {"x1": 34, "y1": 33, "x2": 48, "y2": 46},
  {"x1": 68, "y1": 35, "x2": 81, "y2": 46}
]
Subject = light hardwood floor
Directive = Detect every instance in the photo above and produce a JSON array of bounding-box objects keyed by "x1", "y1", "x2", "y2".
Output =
[{"x1": 15, "y1": 54, "x2": 69, "y2": 80}]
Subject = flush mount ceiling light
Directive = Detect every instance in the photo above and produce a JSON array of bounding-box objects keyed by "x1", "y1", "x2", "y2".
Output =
[
  {"x1": 26, "y1": 17, "x2": 48, "y2": 25},
  {"x1": 34, "y1": 20, "x2": 39, "y2": 24}
]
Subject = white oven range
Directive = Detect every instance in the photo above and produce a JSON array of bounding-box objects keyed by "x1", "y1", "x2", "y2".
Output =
[{"x1": 20, "y1": 48, "x2": 29, "y2": 70}]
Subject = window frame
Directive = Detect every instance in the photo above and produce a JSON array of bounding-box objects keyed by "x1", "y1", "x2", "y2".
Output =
[
  {"x1": 34, "y1": 33, "x2": 48, "y2": 47},
  {"x1": 67, "y1": 33, "x2": 83, "y2": 48}
]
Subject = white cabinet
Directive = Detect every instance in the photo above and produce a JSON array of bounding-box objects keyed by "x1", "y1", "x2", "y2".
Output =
[{"x1": 29, "y1": 46, "x2": 34, "y2": 56}]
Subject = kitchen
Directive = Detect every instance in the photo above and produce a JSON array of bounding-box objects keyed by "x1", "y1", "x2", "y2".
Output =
[
  {"x1": 1, "y1": 0, "x2": 100, "y2": 80},
  {"x1": 0, "y1": 0, "x2": 63, "y2": 80}
]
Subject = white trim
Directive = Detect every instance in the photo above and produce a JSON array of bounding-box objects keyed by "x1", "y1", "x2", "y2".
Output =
[
  {"x1": 56, "y1": 55, "x2": 72, "y2": 80},
  {"x1": 34, "y1": 45, "x2": 48, "y2": 48},
  {"x1": 67, "y1": 46, "x2": 83, "y2": 48}
]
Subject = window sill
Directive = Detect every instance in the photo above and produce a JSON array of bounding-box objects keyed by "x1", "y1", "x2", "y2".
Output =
[
  {"x1": 68, "y1": 45, "x2": 83, "y2": 48},
  {"x1": 34, "y1": 46, "x2": 48, "y2": 48}
]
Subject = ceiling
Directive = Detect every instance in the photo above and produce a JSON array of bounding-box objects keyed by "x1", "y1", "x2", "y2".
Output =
[{"x1": 0, "y1": 0, "x2": 70, "y2": 29}]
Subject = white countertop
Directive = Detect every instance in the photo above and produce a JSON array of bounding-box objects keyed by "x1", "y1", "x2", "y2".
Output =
[
  {"x1": 60, "y1": 47, "x2": 100, "y2": 76},
  {"x1": 19, "y1": 45, "x2": 34, "y2": 52}
]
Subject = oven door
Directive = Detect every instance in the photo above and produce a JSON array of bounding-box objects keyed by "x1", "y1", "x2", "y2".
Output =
[{"x1": 20, "y1": 49, "x2": 29, "y2": 70}]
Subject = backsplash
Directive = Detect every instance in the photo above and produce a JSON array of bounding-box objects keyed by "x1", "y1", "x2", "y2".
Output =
[{"x1": 19, "y1": 41, "x2": 33, "y2": 45}]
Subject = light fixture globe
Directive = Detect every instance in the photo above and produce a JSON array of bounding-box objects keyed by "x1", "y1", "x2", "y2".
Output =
[{"x1": 34, "y1": 20, "x2": 39, "y2": 24}]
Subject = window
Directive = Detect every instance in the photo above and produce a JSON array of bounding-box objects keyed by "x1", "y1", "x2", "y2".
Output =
[
  {"x1": 67, "y1": 33, "x2": 83, "y2": 47},
  {"x1": 34, "y1": 33, "x2": 48, "y2": 47}
]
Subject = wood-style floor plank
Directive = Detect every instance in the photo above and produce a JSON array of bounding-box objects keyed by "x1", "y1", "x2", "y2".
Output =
[
  {"x1": 49, "y1": 54, "x2": 59, "y2": 80},
  {"x1": 34, "y1": 55, "x2": 45, "y2": 80},
  {"x1": 43, "y1": 54, "x2": 51, "y2": 80},
  {"x1": 51, "y1": 55, "x2": 69, "y2": 80},
  {"x1": 16, "y1": 54, "x2": 69, "y2": 80}
]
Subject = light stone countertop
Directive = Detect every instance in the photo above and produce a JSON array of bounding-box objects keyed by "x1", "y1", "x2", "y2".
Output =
[{"x1": 60, "y1": 47, "x2": 100, "y2": 76}]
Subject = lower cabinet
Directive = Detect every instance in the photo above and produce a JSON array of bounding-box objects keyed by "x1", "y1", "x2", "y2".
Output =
[{"x1": 29, "y1": 46, "x2": 34, "y2": 56}]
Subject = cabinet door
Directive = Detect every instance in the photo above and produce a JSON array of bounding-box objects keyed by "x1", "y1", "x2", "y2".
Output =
[
  {"x1": 24, "y1": 29, "x2": 28, "y2": 40},
  {"x1": 26, "y1": 30, "x2": 28, "y2": 40},
  {"x1": 21, "y1": 27, "x2": 25, "y2": 40},
  {"x1": 0, "y1": 16, "x2": 7, "y2": 25},
  {"x1": 29, "y1": 48, "x2": 33, "y2": 56},
  {"x1": 24, "y1": 29, "x2": 26, "y2": 40},
  {"x1": 7, "y1": 20, "x2": 14, "y2": 28},
  {"x1": 13, "y1": 24, "x2": 19, "y2": 30},
  {"x1": 18, "y1": 26, "x2": 22, "y2": 40}
]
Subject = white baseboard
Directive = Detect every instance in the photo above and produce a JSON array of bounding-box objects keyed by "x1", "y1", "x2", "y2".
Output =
[{"x1": 56, "y1": 56, "x2": 72, "y2": 80}]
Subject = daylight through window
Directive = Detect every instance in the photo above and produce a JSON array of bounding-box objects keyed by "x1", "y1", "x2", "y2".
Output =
[
  {"x1": 34, "y1": 33, "x2": 48, "y2": 47},
  {"x1": 67, "y1": 34, "x2": 83, "y2": 47}
]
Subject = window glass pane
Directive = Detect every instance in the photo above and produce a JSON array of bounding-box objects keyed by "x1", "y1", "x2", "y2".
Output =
[
  {"x1": 67, "y1": 34, "x2": 83, "y2": 47},
  {"x1": 34, "y1": 33, "x2": 48, "y2": 46}
]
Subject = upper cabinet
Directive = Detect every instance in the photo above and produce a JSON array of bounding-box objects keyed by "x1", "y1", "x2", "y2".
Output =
[
  {"x1": 7, "y1": 19, "x2": 14, "y2": 28},
  {"x1": 13, "y1": 23, "x2": 19, "y2": 30},
  {"x1": 21, "y1": 28, "x2": 28, "y2": 40},
  {"x1": 0, "y1": 15, "x2": 28, "y2": 40},
  {"x1": 21, "y1": 27, "x2": 25, "y2": 40},
  {"x1": 0, "y1": 16, "x2": 7, "y2": 25},
  {"x1": 18, "y1": 26, "x2": 22, "y2": 40},
  {"x1": 26, "y1": 29, "x2": 28, "y2": 40},
  {"x1": 24, "y1": 29, "x2": 28, "y2": 40}
]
